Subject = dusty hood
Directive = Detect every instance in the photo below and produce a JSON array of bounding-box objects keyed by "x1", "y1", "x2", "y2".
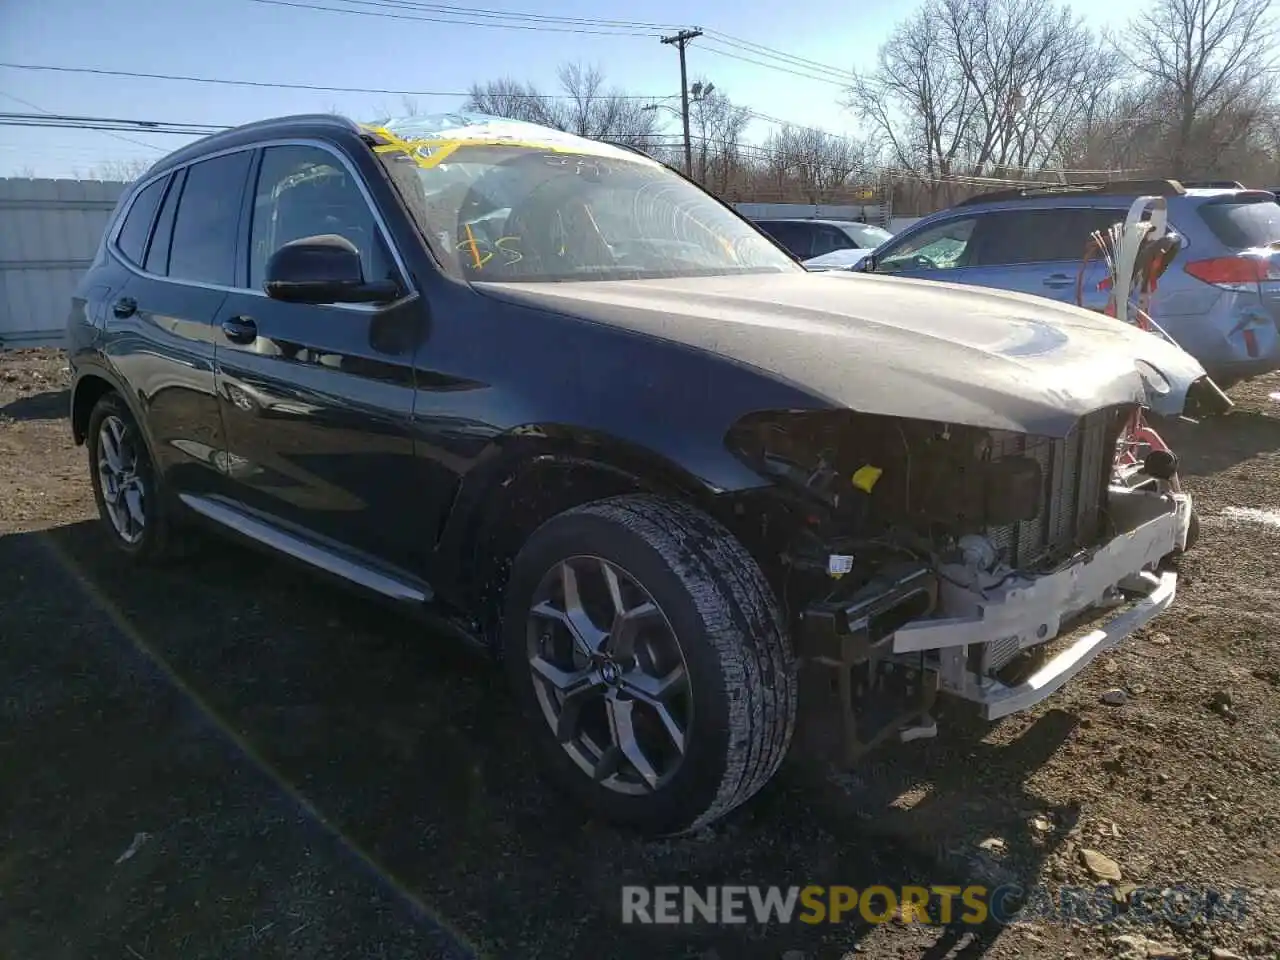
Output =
[{"x1": 474, "y1": 271, "x2": 1211, "y2": 437}]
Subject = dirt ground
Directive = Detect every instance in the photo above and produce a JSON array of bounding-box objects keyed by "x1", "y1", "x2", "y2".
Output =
[{"x1": 1, "y1": 346, "x2": 1278, "y2": 960}]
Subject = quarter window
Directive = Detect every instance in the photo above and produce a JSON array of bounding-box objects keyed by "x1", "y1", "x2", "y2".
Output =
[
  {"x1": 114, "y1": 176, "x2": 166, "y2": 266},
  {"x1": 168, "y1": 151, "x2": 253, "y2": 286},
  {"x1": 249, "y1": 145, "x2": 394, "y2": 292}
]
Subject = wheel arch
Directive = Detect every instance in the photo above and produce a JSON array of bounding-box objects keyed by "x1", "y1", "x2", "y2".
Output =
[
  {"x1": 70, "y1": 366, "x2": 167, "y2": 490},
  {"x1": 71, "y1": 367, "x2": 130, "y2": 445},
  {"x1": 434, "y1": 426, "x2": 759, "y2": 647}
]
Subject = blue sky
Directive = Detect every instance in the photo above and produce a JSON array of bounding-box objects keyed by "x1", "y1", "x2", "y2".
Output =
[{"x1": 1, "y1": 0, "x2": 1142, "y2": 178}]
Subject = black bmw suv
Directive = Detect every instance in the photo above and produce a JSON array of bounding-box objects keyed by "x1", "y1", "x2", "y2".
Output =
[{"x1": 68, "y1": 111, "x2": 1218, "y2": 836}]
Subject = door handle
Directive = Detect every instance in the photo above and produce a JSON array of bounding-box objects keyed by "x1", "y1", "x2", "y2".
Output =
[
  {"x1": 112, "y1": 296, "x2": 137, "y2": 318},
  {"x1": 221, "y1": 316, "x2": 258, "y2": 344},
  {"x1": 1042, "y1": 273, "x2": 1074, "y2": 289}
]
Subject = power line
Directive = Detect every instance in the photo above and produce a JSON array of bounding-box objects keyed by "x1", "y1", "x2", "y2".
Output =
[
  {"x1": 283, "y1": 0, "x2": 677, "y2": 29},
  {"x1": 247, "y1": 0, "x2": 669, "y2": 35},
  {"x1": 0, "y1": 91, "x2": 167, "y2": 152},
  {"x1": 0, "y1": 113, "x2": 228, "y2": 136},
  {"x1": 698, "y1": 39, "x2": 849, "y2": 86},
  {"x1": 704, "y1": 31, "x2": 850, "y2": 80},
  {"x1": 0, "y1": 61, "x2": 669, "y2": 101}
]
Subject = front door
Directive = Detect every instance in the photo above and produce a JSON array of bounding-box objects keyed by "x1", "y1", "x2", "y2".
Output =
[
  {"x1": 211, "y1": 143, "x2": 426, "y2": 573},
  {"x1": 869, "y1": 214, "x2": 983, "y2": 286}
]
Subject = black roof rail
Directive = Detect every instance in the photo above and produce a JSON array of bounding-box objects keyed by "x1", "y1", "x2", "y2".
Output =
[
  {"x1": 149, "y1": 113, "x2": 363, "y2": 174},
  {"x1": 955, "y1": 178, "x2": 1187, "y2": 207}
]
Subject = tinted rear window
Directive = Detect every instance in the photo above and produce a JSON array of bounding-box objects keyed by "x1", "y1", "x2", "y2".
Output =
[
  {"x1": 1197, "y1": 198, "x2": 1280, "y2": 248},
  {"x1": 756, "y1": 222, "x2": 810, "y2": 256},
  {"x1": 168, "y1": 151, "x2": 253, "y2": 286},
  {"x1": 115, "y1": 177, "x2": 166, "y2": 266},
  {"x1": 145, "y1": 169, "x2": 184, "y2": 276},
  {"x1": 975, "y1": 208, "x2": 1128, "y2": 265}
]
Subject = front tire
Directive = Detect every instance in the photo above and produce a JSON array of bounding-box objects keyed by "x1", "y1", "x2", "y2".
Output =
[
  {"x1": 86, "y1": 392, "x2": 175, "y2": 562},
  {"x1": 501, "y1": 494, "x2": 797, "y2": 836}
]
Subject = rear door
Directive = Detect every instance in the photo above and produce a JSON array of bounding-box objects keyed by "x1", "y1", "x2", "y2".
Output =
[
  {"x1": 966, "y1": 207, "x2": 1125, "y2": 310},
  {"x1": 211, "y1": 142, "x2": 425, "y2": 572},
  {"x1": 103, "y1": 153, "x2": 254, "y2": 497}
]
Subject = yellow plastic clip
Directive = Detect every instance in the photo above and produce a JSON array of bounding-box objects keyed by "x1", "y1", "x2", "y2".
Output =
[{"x1": 851, "y1": 465, "x2": 883, "y2": 494}]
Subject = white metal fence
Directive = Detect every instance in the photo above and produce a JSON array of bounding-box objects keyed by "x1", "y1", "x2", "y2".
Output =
[
  {"x1": 733, "y1": 202, "x2": 886, "y2": 223},
  {"x1": 0, "y1": 178, "x2": 128, "y2": 349}
]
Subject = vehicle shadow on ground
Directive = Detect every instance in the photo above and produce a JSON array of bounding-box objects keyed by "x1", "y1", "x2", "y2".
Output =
[
  {"x1": 29, "y1": 519, "x2": 1081, "y2": 959},
  {"x1": 0, "y1": 388, "x2": 69, "y2": 422},
  {"x1": 1155, "y1": 409, "x2": 1280, "y2": 476}
]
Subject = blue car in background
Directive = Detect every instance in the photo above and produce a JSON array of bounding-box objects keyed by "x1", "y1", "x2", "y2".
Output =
[{"x1": 858, "y1": 180, "x2": 1280, "y2": 386}]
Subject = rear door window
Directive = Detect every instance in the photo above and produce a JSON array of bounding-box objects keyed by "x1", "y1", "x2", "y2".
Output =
[
  {"x1": 757, "y1": 222, "x2": 811, "y2": 258},
  {"x1": 1197, "y1": 198, "x2": 1280, "y2": 248},
  {"x1": 974, "y1": 208, "x2": 1128, "y2": 266},
  {"x1": 167, "y1": 151, "x2": 254, "y2": 287},
  {"x1": 114, "y1": 177, "x2": 166, "y2": 266},
  {"x1": 144, "y1": 169, "x2": 185, "y2": 276},
  {"x1": 811, "y1": 225, "x2": 855, "y2": 258}
]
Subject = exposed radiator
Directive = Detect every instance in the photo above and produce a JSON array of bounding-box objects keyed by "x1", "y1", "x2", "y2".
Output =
[{"x1": 984, "y1": 408, "x2": 1120, "y2": 570}]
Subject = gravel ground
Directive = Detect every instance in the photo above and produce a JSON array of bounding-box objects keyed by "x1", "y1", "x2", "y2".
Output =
[{"x1": 1, "y1": 346, "x2": 1278, "y2": 960}]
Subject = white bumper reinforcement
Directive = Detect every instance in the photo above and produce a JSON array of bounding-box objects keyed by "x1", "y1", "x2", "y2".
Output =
[{"x1": 891, "y1": 488, "x2": 1190, "y2": 720}]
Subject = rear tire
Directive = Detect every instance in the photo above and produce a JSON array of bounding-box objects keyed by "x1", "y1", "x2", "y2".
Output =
[
  {"x1": 501, "y1": 494, "x2": 796, "y2": 836},
  {"x1": 86, "y1": 392, "x2": 179, "y2": 563}
]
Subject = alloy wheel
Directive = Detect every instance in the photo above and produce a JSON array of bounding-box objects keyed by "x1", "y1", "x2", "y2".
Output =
[
  {"x1": 526, "y1": 556, "x2": 692, "y2": 795},
  {"x1": 97, "y1": 414, "x2": 146, "y2": 545}
]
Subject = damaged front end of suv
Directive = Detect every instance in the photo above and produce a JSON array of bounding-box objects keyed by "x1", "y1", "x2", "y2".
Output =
[{"x1": 723, "y1": 372, "x2": 1228, "y2": 766}]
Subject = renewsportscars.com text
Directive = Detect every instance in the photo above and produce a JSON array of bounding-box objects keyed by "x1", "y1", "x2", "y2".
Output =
[{"x1": 621, "y1": 884, "x2": 1251, "y2": 927}]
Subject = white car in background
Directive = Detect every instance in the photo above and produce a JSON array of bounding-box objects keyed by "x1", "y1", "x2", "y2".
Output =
[
  {"x1": 802, "y1": 247, "x2": 874, "y2": 272},
  {"x1": 753, "y1": 218, "x2": 893, "y2": 264}
]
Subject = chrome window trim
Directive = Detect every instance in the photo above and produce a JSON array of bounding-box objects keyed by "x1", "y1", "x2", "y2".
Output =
[{"x1": 107, "y1": 137, "x2": 419, "y2": 314}]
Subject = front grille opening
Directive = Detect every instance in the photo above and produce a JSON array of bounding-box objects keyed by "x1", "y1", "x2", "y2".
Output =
[{"x1": 984, "y1": 408, "x2": 1125, "y2": 569}]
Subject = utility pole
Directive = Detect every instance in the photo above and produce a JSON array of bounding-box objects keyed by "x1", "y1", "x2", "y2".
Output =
[{"x1": 660, "y1": 28, "x2": 702, "y2": 177}]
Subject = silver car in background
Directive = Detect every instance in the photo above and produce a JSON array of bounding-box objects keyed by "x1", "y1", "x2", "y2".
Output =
[{"x1": 855, "y1": 181, "x2": 1280, "y2": 387}]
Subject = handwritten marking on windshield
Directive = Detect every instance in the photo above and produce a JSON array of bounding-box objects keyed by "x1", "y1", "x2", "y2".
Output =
[
  {"x1": 455, "y1": 235, "x2": 523, "y2": 270},
  {"x1": 463, "y1": 222, "x2": 483, "y2": 270}
]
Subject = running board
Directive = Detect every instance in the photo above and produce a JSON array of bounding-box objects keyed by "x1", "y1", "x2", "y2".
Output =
[{"x1": 178, "y1": 494, "x2": 433, "y2": 604}]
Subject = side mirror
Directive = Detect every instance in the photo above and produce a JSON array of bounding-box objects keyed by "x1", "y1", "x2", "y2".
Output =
[
  {"x1": 264, "y1": 234, "x2": 401, "y2": 305},
  {"x1": 860, "y1": 255, "x2": 877, "y2": 272}
]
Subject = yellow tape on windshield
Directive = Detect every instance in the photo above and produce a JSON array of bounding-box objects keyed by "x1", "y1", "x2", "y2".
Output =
[{"x1": 362, "y1": 123, "x2": 635, "y2": 170}]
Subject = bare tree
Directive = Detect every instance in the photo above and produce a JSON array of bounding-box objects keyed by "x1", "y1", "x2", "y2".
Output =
[
  {"x1": 848, "y1": 0, "x2": 1118, "y2": 204},
  {"x1": 90, "y1": 158, "x2": 153, "y2": 182},
  {"x1": 688, "y1": 84, "x2": 753, "y2": 193},
  {"x1": 464, "y1": 62, "x2": 662, "y2": 148},
  {"x1": 761, "y1": 125, "x2": 872, "y2": 202},
  {"x1": 848, "y1": 3, "x2": 979, "y2": 207},
  {"x1": 463, "y1": 77, "x2": 558, "y2": 126},
  {"x1": 1123, "y1": 0, "x2": 1277, "y2": 177}
]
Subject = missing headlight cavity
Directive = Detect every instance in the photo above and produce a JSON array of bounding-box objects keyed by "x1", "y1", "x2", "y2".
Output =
[{"x1": 728, "y1": 409, "x2": 1051, "y2": 534}]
